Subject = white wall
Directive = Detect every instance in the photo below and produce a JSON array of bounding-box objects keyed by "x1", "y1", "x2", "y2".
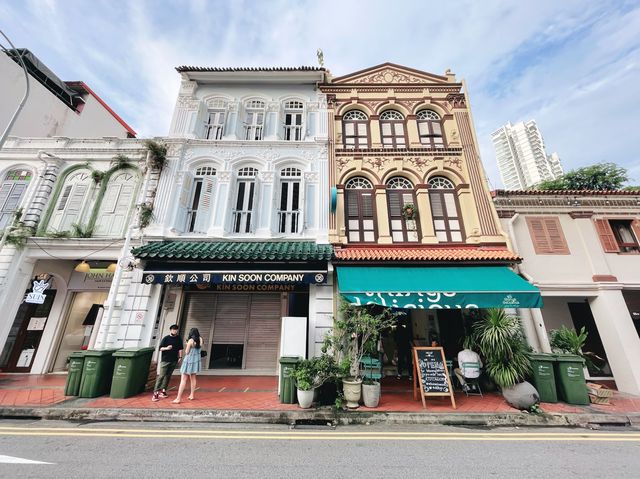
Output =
[{"x1": 0, "y1": 53, "x2": 131, "y2": 138}]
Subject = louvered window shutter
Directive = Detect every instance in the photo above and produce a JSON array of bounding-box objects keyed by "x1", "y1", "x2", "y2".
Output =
[
  {"x1": 193, "y1": 177, "x2": 214, "y2": 233},
  {"x1": 346, "y1": 191, "x2": 359, "y2": 217},
  {"x1": 631, "y1": 219, "x2": 640, "y2": 245},
  {"x1": 361, "y1": 193, "x2": 373, "y2": 217},
  {"x1": 594, "y1": 219, "x2": 620, "y2": 253},
  {"x1": 388, "y1": 191, "x2": 402, "y2": 216},
  {"x1": 526, "y1": 217, "x2": 551, "y2": 254},
  {"x1": 543, "y1": 217, "x2": 569, "y2": 254}
]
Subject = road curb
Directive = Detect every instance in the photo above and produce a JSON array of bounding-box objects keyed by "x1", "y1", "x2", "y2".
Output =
[{"x1": 0, "y1": 406, "x2": 637, "y2": 428}]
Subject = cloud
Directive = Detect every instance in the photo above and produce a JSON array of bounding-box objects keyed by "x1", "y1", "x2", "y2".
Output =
[{"x1": 1, "y1": 0, "x2": 638, "y2": 186}]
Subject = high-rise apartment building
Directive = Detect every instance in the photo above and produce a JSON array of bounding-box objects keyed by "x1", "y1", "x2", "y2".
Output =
[{"x1": 491, "y1": 120, "x2": 563, "y2": 190}]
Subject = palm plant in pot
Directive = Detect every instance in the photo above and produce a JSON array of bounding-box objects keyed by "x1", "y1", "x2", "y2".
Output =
[
  {"x1": 472, "y1": 308, "x2": 537, "y2": 410},
  {"x1": 323, "y1": 301, "x2": 397, "y2": 409}
]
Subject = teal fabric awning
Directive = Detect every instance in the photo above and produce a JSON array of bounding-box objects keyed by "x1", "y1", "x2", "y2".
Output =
[{"x1": 337, "y1": 266, "x2": 542, "y2": 309}]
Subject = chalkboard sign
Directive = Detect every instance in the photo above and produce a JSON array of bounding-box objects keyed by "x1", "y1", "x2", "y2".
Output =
[{"x1": 412, "y1": 347, "x2": 456, "y2": 409}]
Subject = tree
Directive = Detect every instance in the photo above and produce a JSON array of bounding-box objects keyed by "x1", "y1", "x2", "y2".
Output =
[{"x1": 537, "y1": 162, "x2": 629, "y2": 191}]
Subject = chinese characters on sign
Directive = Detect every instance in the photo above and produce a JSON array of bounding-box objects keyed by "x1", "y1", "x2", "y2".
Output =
[{"x1": 142, "y1": 272, "x2": 327, "y2": 286}]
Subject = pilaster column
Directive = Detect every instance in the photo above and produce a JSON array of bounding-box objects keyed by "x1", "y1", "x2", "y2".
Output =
[{"x1": 375, "y1": 186, "x2": 391, "y2": 244}]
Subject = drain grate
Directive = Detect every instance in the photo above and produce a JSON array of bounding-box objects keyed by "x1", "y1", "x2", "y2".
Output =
[{"x1": 291, "y1": 419, "x2": 336, "y2": 429}]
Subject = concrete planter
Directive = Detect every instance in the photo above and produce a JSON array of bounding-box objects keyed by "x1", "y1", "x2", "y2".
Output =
[
  {"x1": 297, "y1": 388, "x2": 315, "y2": 409},
  {"x1": 502, "y1": 381, "x2": 540, "y2": 410},
  {"x1": 342, "y1": 378, "x2": 362, "y2": 409},
  {"x1": 362, "y1": 381, "x2": 380, "y2": 408}
]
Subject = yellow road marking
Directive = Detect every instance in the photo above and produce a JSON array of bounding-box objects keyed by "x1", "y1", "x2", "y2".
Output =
[
  {"x1": 0, "y1": 426, "x2": 638, "y2": 437},
  {"x1": 0, "y1": 427, "x2": 638, "y2": 441}
]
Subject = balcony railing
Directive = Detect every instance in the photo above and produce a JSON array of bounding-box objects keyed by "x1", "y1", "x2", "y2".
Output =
[
  {"x1": 205, "y1": 124, "x2": 224, "y2": 140},
  {"x1": 278, "y1": 211, "x2": 300, "y2": 234},
  {"x1": 232, "y1": 211, "x2": 253, "y2": 234},
  {"x1": 284, "y1": 125, "x2": 303, "y2": 141},
  {"x1": 244, "y1": 125, "x2": 263, "y2": 141}
]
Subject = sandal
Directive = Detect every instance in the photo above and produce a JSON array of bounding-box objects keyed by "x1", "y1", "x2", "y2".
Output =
[
  {"x1": 172, "y1": 399, "x2": 180, "y2": 404},
  {"x1": 188, "y1": 396, "x2": 194, "y2": 400}
]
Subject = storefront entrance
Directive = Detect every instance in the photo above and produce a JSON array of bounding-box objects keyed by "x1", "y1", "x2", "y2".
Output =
[
  {"x1": 0, "y1": 283, "x2": 57, "y2": 372},
  {"x1": 50, "y1": 291, "x2": 107, "y2": 372},
  {"x1": 181, "y1": 292, "x2": 283, "y2": 374}
]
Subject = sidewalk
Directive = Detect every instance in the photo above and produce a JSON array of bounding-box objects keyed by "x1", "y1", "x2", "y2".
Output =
[{"x1": 1, "y1": 373, "x2": 639, "y2": 427}]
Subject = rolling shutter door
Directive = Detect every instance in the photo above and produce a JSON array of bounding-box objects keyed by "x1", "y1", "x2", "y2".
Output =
[
  {"x1": 182, "y1": 293, "x2": 217, "y2": 370},
  {"x1": 245, "y1": 294, "x2": 282, "y2": 371},
  {"x1": 212, "y1": 294, "x2": 249, "y2": 345}
]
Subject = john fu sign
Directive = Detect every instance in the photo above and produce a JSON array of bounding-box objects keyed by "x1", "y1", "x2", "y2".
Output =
[{"x1": 142, "y1": 271, "x2": 327, "y2": 286}]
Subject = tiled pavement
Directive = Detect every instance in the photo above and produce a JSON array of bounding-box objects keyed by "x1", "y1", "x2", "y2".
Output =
[{"x1": 1, "y1": 373, "x2": 639, "y2": 416}]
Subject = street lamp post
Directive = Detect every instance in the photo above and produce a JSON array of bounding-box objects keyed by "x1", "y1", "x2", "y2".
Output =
[{"x1": 0, "y1": 30, "x2": 31, "y2": 150}]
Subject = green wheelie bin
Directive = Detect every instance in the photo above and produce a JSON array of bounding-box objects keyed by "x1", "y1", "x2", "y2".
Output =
[
  {"x1": 528, "y1": 353, "x2": 557, "y2": 403},
  {"x1": 64, "y1": 351, "x2": 87, "y2": 396},
  {"x1": 554, "y1": 354, "x2": 589, "y2": 405},
  {"x1": 279, "y1": 356, "x2": 300, "y2": 404},
  {"x1": 110, "y1": 347, "x2": 155, "y2": 398},
  {"x1": 78, "y1": 349, "x2": 118, "y2": 398}
]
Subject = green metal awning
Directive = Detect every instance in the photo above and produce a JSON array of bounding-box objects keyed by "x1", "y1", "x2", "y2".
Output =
[
  {"x1": 337, "y1": 266, "x2": 542, "y2": 309},
  {"x1": 132, "y1": 241, "x2": 333, "y2": 261}
]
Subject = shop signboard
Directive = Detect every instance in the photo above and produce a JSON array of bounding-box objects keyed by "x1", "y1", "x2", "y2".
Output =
[
  {"x1": 24, "y1": 280, "x2": 50, "y2": 304},
  {"x1": 412, "y1": 347, "x2": 456, "y2": 409},
  {"x1": 141, "y1": 271, "x2": 328, "y2": 286}
]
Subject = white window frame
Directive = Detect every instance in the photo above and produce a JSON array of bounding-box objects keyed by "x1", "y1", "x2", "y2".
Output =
[
  {"x1": 244, "y1": 100, "x2": 265, "y2": 141},
  {"x1": 94, "y1": 170, "x2": 137, "y2": 237},
  {"x1": 49, "y1": 170, "x2": 92, "y2": 233},
  {"x1": 0, "y1": 169, "x2": 32, "y2": 230},
  {"x1": 186, "y1": 166, "x2": 217, "y2": 233},
  {"x1": 277, "y1": 168, "x2": 303, "y2": 234},
  {"x1": 232, "y1": 167, "x2": 259, "y2": 234},
  {"x1": 283, "y1": 100, "x2": 304, "y2": 141}
]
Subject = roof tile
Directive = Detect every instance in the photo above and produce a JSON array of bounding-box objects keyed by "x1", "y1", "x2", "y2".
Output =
[
  {"x1": 132, "y1": 241, "x2": 333, "y2": 261},
  {"x1": 333, "y1": 247, "x2": 520, "y2": 262}
]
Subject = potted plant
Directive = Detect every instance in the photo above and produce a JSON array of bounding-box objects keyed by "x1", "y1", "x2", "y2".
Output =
[
  {"x1": 292, "y1": 354, "x2": 338, "y2": 409},
  {"x1": 361, "y1": 339, "x2": 383, "y2": 408},
  {"x1": 549, "y1": 325, "x2": 604, "y2": 374},
  {"x1": 323, "y1": 301, "x2": 397, "y2": 409},
  {"x1": 292, "y1": 359, "x2": 317, "y2": 408},
  {"x1": 472, "y1": 308, "x2": 537, "y2": 410}
]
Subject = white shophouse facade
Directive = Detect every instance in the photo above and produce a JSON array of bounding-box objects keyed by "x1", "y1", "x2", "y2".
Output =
[
  {"x1": 493, "y1": 190, "x2": 640, "y2": 394},
  {"x1": 0, "y1": 137, "x2": 152, "y2": 373},
  {"x1": 93, "y1": 67, "x2": 333, "y2": 374}
]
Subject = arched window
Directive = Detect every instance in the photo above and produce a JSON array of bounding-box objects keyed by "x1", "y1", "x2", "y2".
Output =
[
  {"x1": 386, "y1": 176, "x2": 419, "y2": 242},
  {"x1": 94, "y1": 170, "x2": 137, "y2": 237},
  {"x1": 48, "y1": 169, "x2": 93, "y2": 233},
  {"x1": 342, "y1": 110, "x2": 369, "y2": 149},
  {"x1": 233, "y1": 167, "x2": 259, "y2": 233},
  {"x1": 417, "y1": 110, "x2": 445, "y2": 148},
  {"x1": 278, "y1": 167, "x2": 302, "y2": 233},
  {"x1": 205, "y1": 101, "x2": 227, "y2": 140},
  {"x1": 380, "y1": 110, "x2": 406, "y2": 148},
  {"x1": 345, "y1": 176, "x2": 376, "y2": 242},
  {"x1": 186, "y1": 166, "x2": 217, "y2": 233},
  {"x1": 428, "y1": 176, "x2": 463, "y2": 242},
  {"x1": 244, "y1": 100, "x2": 265, "y2": 140},
  {"x1": 0, "y1": 168, "x2": 32, "y2": 230},
  {"x1": 283, "y1": 100, "x2": 304, "y2": 141}
]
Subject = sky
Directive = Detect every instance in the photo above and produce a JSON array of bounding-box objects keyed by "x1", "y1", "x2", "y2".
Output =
[{"x1": 1, "y1": 0, "x2": 639, "y2": 188}]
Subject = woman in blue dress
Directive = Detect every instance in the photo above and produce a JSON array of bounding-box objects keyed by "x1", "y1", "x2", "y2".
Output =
[{"x1": 173, "y1": 328, "x2": 202, "y2": 403}]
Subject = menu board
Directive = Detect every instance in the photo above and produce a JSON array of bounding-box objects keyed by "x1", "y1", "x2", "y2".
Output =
[{"x1": 412, "y1": 347, "x2": 456, "y2": 409}]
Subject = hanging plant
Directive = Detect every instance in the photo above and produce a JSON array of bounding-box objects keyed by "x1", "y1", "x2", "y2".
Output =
[
  {"x1": 144, "y1": 140, "x2": 167, "y2": 171},
  {"x1": 138, "y1": 203, "x2": 154, "y2": 229},
  {"x1": 401, "y1": 203, "x2": 417, "y2": 220},
  {"x1": 111, "y1": 154, "x2": 133, "y2": 172},
  {"x1": 91, "y1": 170, "x2": 105, "y2": 184},
  {"x1": 70, "y1": 223, "x2": 94, "y2": 238}
]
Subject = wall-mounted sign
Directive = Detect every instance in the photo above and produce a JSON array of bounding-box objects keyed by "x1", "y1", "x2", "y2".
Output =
[
  {"x1": 69, "y1": 271, "x2": 114, "y2": 290},
  {"x1": 141, "y1": 271, "x2": 327, "y2": 286},
  {"x1": 27, "y1": 317, "x2": 47, "y2": 331},
  {"x1": 24, "y1": 280, "x2": 50, "y2": 304}
]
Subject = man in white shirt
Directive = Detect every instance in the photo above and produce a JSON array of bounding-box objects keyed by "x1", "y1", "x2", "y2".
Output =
[{"x1": 454, "y1": 348, "x2": 482, "y2": 392}]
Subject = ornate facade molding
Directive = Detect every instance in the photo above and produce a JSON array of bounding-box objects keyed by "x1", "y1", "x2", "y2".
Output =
[
  {"x1": 176, "y1": 95, "x2": 201, "y2": 109},
  {"x1": 351, "y1": 68, "x2": 424, "y2": 84},
  {"x1": 446, "y1": 93, "x2": 466, "y2": 109},
  {"x1": 179, "y1": 80, "x2": 197, "y2": 95}
]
